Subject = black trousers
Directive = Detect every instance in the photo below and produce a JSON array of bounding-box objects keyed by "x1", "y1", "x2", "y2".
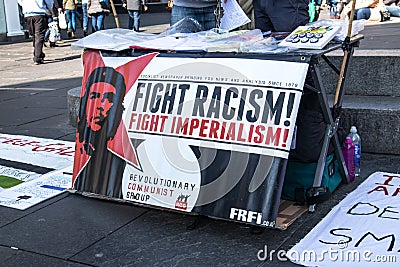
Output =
[
  {"x1": 253, "y1": 0, "x2": 309, "y2": 32},
  {"x1": 26, "y1": 15, "x2": 48, "y2": 63}
]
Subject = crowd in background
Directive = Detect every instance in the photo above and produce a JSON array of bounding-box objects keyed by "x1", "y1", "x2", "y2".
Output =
[
  {"x1": 17, "y1": 0, "x2": 400, "y2": 65},
  {"x1": 20, "y1": 0, "x2": 400, "y2": 40}
]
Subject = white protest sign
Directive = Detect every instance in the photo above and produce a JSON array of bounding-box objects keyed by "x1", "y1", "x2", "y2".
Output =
[
  {"x1": 289, "y1": 172, "x2": 400, "y2": 266},
  {"x1": 0, "y1": 133, "x2": 74, "y2": 169},
  {"x1": 0, "y1": 166, "x2": 72, "y2": 210}
]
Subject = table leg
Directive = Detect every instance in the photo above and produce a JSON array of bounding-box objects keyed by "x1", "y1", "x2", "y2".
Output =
[{"x1": 307, "y1": 56, "x2": 351, "y2": 211}]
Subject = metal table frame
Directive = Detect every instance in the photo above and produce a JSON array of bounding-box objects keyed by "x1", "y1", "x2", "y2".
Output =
[{"x1": 302, "y1": 35, "x2": 363, "y2": 211}]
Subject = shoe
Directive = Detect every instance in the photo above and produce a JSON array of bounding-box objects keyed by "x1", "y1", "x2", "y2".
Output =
[
  {"x1": 67, "y1": 30, "x2": 72, "y2": 38},
  {"x1": 33, "y1": 59, "x2": 44, "y2": 65},
  {"x1": 83, "y1": 29, "x2": 88, "y2": 37},
  {"x1": 71, "y1": 32, "x2": 77, "y2": 38}
]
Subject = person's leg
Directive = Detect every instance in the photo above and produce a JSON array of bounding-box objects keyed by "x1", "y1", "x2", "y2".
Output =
[
  {"x1": 127, "y1": 10, "x2": 134, "y2": 30},
  {"x1": 71, "y1": 10, "x2": 77, "y2": 37},
  {"x1": 26, "y1": 16, "x2": 35, "y2": 57},
  {"x1": 82, "y1": 3, "x2": 89, "y2": 35},
  {"x1": 98, "y1": 13, "x2": 105, "y2": 30},
  {"x1": 32, "y1": 16, "x2": 47, "y2": 64},
  {"x1": 75, "y1": 8, "x2": 81, "y2": 19},
  {"x1": 354, "y1": 8, "x2": 371, "y2": 20},
  {"x1": 66, "y1": 9, "x2": 73, "y2": 36},
  {"x1": 386, "y1": 6, "x2": 400, "y2": 17},
  {"x1": 91, "y1": 14, "x2": 98, "y2": 32},
  {"x1": 133, "y1": 10, "x2": 141, "y2": 32}
]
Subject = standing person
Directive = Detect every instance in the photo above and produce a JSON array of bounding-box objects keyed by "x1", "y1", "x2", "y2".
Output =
[
  {"x1": 17, "y1": 0, "x2": 54, "y2": 65},
  {"x1": 122, "y1": 0, "x2": 148, "y2": 32},
  {"x1": 82, "y1": 0, "x2": 90, "y2": 36},
  {"x1": 63, "y1": 0, "x2": 78, "y2": 38},
  {"x1": 170, "y1": 0, "x2": 218, "y2": 31},
  {"x1": 252, "y1": 0, "x2": 310, "y2": 33},
  {"x1": 88, "y1": 0, "x2": 110, "y2": 32}
]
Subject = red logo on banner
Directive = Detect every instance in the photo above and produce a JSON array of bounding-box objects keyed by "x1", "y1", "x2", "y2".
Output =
[
  {"x1": 72, "y1": 50, "x2": 159, "y2": 187},
  {"x1": 175, "y1": 194, "x2": 190, "y2": 210}
]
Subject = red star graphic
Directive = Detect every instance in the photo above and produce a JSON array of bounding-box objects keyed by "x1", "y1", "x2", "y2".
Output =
[{"x1": 72, "y1": 50, "x2": 158, "y2": 185}]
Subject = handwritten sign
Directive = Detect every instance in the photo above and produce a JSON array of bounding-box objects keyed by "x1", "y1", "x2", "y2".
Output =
[
  {"x1": 289, "y1": 172, "x2": 400, "y2": 266},
  {"x1": 0, "y1": 166, "x2": 72, "y2": 210}
]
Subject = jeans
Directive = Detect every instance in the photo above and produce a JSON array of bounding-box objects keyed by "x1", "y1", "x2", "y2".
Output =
[
  {"x1": 128, "y1": 10, "x2": 140, "y2": 31},
  {"x1": 387, "y1": 6, "x2": 400, "y2": 17},
  {"x1": 354, "y1": 8, "x2": 371, "y2": 20},
  {"x1": 91, "y1": 13, "x2": 106, "y2": 32},
  {"x1": 171, "y1": 5, "x2": 216, "y2": 31},
  {"x1": 82, "y1": 3, "x2": 89, "y2": 31},
  {"x1": 65, "y1": 9, "x2": 77, "y2": 32}
]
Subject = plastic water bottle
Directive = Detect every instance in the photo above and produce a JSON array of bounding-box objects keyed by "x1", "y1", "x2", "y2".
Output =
[
  {"x1": 348, "y1": 126, "x2": 361, "y2": 177},
  {"x1": 342, "y1": 137, "x2": 355, "y2": 182}
]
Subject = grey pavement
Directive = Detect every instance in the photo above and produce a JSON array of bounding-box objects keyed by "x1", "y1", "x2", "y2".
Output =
[{"x1": 0, "y1": 9, "x2": 400, "y2": 267}]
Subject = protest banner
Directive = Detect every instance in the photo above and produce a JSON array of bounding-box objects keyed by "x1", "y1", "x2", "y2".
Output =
[{"x1": 72, "y1": 50, "x2": 310, "y2": 227}]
